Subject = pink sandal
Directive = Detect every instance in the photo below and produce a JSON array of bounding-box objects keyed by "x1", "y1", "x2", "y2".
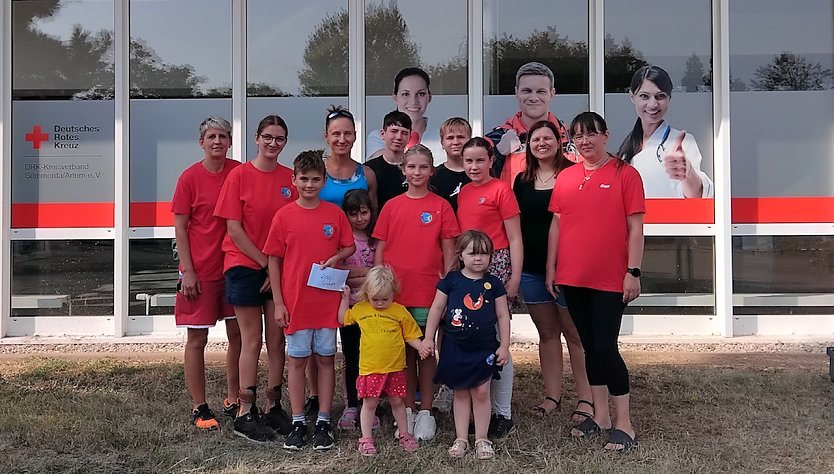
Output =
[
  {"x1": 399, "y1": 432, "x2": 419, "y2": 452},
  {"x1": 357, "y1": 436, "x2": 377, "y2": 456}
]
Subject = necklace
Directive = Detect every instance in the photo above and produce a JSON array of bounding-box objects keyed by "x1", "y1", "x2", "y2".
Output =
[
  {"x1": 578, "y1": 155, "x2": 612, "y2": 190},
  {"x1": 537, "y1": 170, "x2": 556, "y2": 184}
]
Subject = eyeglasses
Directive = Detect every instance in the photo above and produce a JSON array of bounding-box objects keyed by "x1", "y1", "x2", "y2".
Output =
[
  {"x1": 259, "y1": 133, "x2": 286, "y2": 145},
  {"x1": 573, "y1": 132, "x2": 600, "y2": 143},
  {"x1": 327, "y1": 109, "x2": 354, "y2": 120},
  {"x1": 655, "y1": 125, "x2": 671, "y2": 162}
]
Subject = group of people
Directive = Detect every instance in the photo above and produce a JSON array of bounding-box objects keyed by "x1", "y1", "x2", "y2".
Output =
[{"x1": 172, "y1": 62, "x2": 707, "y2": 459}]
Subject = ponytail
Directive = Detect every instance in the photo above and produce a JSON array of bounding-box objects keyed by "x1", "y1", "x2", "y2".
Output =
[{"x1": 618, "y1": 118, "x2": 643, "y2": 164}]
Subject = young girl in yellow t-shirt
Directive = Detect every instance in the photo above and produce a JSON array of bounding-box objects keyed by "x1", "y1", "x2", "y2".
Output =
[{"x1": 338, "y1": 265, "x2": 423, "y2": 456}]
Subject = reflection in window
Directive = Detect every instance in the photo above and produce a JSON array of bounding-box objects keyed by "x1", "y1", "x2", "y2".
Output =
[
  {"x1": 729, "y1": 0, "x2": 834, "y2": 199},
  {"x1": 130, "y1": 240, "x2": 179, "y2": 316},
  {"x1": 130, "y1": 0, "x2": 232, "y2": 98},
  {"x1": 12, "y1": 0, "x2": 114, "y2": 100},
  {"x1": 248, "y1": 0, "x2": 348, "y2": 97},
  {"x1": 11, "y1": 240, "x2": 114, "y2": 316}
]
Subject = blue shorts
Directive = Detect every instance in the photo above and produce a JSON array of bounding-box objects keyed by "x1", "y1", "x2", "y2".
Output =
[
  {"x1": 225, "y1": 266, "x2": 272, "y2": 307},
  {"x1": 519, "y1": 271, "x2": 567, "y2": 308},
  {"x1": 286, "y1": 328, "x2": 338, "y2": 358}
]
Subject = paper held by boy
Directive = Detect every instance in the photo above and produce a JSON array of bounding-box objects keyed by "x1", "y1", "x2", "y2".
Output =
[{"x1": 307, "y1": 263, "x2": 349, "y2": 292}]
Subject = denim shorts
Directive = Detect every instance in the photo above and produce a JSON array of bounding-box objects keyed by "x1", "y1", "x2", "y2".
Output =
[
  {"x1": 285, "y1": 328, "x2": 338, "y2": 358},
  {"x1": 225, "y1": 266, "x2": 272, "y2": 307},
  {"x1": 519, "y1": 271, "x2": 567, "y2": 308}
]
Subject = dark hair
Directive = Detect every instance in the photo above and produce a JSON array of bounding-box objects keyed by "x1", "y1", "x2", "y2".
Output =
[
  {"x1": 519, "y1": 121, "x2": 571, "y2": 183},
  {"x1": 256, "y1": 114, "x2": 288, "y2": 137},
  {"x1": 462, "y1": 136, "x2": 494, "y2": 158},
  {"x1": 571, "y1": 112, "x2": 624, "y2": 169},
  {"x1": 382, "y1": 110, "x2": 412, "y2": 130},
  {"x1": 325, "y1": 104, "x2": 355, "y2": 131},
  {"x1": 393, "y1": 67, "x2": 431, "y2": 94},
  {"x1": 342, "y1": 189, "x2": 376, "y2": 244},
  {"x1": 293, "y1": 149, "x2": 326, "y2": 176},
  {"x1": 450, "y1": 230, "x2": 494, "y2": 272},
  {"x1": 617, "y1": 65, "x2": 674, "y2": 163}
]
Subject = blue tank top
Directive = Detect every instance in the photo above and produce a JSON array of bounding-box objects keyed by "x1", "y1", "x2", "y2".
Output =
[{"x1": 319, "y1": 161, "x2": 369, "y2": 208}]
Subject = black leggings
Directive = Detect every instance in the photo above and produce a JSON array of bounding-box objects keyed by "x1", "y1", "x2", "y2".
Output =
[
  {"x1": 340, "y1": 324, "x2": 361, "y2": 407},
  {"x1": 562, "y1": 286, "x2": 630, "y2": 396}
]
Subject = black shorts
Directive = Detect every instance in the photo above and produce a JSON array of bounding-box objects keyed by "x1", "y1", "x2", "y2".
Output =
[{"x1": 225, "y1": 266, "x2": 273, "y2": 307}]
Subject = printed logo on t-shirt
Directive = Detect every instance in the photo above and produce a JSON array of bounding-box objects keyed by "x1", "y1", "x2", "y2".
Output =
[
  {"x1": 463, "y1": 291, "x2": 484, "y2": 310},
  {"x1": 450, "y1": 308, "x2": 463, "y2": 327},
  {"x1": 478, "y1": 196, "x2": 486, "y2": 204},
  {"x1": 450, "y1": 182, "x2": 462, "y2": 197},
  {"x1": 280, "y1": 187, "x2": 292, "y2": 199},
  {"x1": 599, "y1": 184, "x2": 611, "y2": 189},
  {"x1": 420, "y1": 211, "x2": 433, "y2": 224},
  {"x1": 322, "y1": 223, "x2": 335, "y2": 239}
]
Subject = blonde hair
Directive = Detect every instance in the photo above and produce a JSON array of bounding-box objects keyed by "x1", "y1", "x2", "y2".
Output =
[
  {"x1": 439, "y1": 117, "x2": 472, "y2": 139},
  {"x1": 450, "y1": 230, "x2": 494, "y2": 272},
  {"x1": 357, "y1": 265, "x2": 400, "y2": 302},
  {"x1": 403, "y1": 143, "x2": 434, "y2": 165}
]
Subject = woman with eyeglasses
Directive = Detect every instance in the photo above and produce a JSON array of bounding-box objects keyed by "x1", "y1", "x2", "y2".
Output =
[
  {"x1": 214, "y1": 114, "x2": 296, "y2": 443},
  {"x1": 545, "y1": 112, "x2": 645, "y2": 452},
  {"x1": 618, "y1": 65, "x2": 713, "y2": 198}
]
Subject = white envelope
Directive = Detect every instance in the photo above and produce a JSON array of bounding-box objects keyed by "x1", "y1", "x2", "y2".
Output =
[{"x1": 306, "y1": 263, "x2": 349, "y2": 292}]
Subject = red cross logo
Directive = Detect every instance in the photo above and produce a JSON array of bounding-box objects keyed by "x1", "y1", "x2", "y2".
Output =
[{"x1": 25, "y1": 125, "x2": 49, "y2": 150}]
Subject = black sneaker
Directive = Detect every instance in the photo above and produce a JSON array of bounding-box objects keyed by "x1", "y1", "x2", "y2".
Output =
[
  {"x1": 233, "y1": 407, "x2": 276, "y2": 443},
  {"x1": 222, "y1": 398, "x2": 239, "y2": 420},
  {"x1": 283, "y1": 421, "x2": 307, "y2": 451},
  {"x1": 192, "y1": 403, "x2": 220, "y2": 431},
  {"x1": 265, "y1": 404, "x2": 293, "y2": 436},
  {"x1": 312, "y1": 420, "x2": 334, "y2": 451},
  {"x1": 304, "y1": 396, "x2": 319, "y2": 419},
  {"x1": 488, "y1": 413, "x2": 515, "y2": 438}
]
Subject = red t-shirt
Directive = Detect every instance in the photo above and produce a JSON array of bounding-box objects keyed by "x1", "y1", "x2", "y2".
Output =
[
  {"x1": 263, "y1": 201, "x2": 355, "y2": 334},
  {"x1": 549, "y1": 159, "x2": 645, "y2": 293},
  {"x1": 214, "y1": 162, "x2": 296, "y2": 272},
  {"x1": 171, "y1": 159, "x2": 241, "y2": 282},
  {"x1": 373, "y1": 192, "x2": 461, "y2": 307},
  {"x1": 456, "y1": 178, "x2": 520, "y2": 250}
]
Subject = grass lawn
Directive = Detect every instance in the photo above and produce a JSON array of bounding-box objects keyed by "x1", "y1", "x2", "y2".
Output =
[{"x1": 0, "y1": 349, "x2": 832, "y2": 473}]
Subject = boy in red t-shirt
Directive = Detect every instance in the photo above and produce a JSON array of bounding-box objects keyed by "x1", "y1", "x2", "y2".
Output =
[
  {"x1": 264, "y1": 150, "x2": 356, "y2": 451},
  {"x1": 172, "y1": 116, "x2": 240, "y2": 431}
]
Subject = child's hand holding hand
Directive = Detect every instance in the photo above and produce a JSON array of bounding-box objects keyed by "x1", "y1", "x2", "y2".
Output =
[
  {"x1": 341, "y1": 286, "x2": 351, "y2": 300},
  {"x1": 320, "y1": 255, "x2": 339, "y2": 269},
  {"x1": 495, "y1": 346, "x2": 510, "y2": 366},
  {"x1": 419, "y1": 339, "x2": 434, "y2": 360}
]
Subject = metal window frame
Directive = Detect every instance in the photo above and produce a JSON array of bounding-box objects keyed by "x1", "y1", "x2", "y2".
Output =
[{"x1": 1, "y1": 0, "x2": 11, "y2": 337}]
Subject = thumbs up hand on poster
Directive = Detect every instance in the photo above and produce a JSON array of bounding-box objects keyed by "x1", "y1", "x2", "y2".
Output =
[{"x1": 662, "y1": 130, "x2": 691, "y2": 181}]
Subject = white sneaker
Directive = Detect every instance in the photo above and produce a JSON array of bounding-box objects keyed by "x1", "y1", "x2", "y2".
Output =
[
  {"x1": 433, "y1": 385, "x2": 454, "y2": 413},
  {"x1": 393, "y1": 407, "x2": 414, "y2": 439},
  {"x1": 412, "y1": 409, "x2": 436, "y2": 442}
]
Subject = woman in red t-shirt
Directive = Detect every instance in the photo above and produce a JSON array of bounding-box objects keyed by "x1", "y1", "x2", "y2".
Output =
[
  {"x1": 545, "y1": 112, "x2": 645, "y2": 453},
  {"x1": 214, "y1": 115, "x2": 296, "y2": 443}
]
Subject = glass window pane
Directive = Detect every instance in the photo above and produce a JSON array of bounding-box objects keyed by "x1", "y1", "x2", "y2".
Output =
[
  {"x1": 626, "y1": 237, "x2": 715, "y2": 315},
  {"x1": 130, "y1": 0, "x2": 232, "y2": 98},
  {"x1": 364, "y1": 0, "x2": 468, "y2": 162},
  {"x1": 483, "y1": 0, "x2": 589, "y2": 130},
  {"x1": 733, "y1": 236, "x2": 834, "y2": 314},
  {"x1": 729, "y1": 0, "x2": 834, "y2": 206},
  {"x1": 604, "y1": 0, "x2": 714, "y2": 208},
  {"x1": 11, "y1": 0, "x2": 115, "y2": 228},
  {"x1": 130, "y1": 240, "x2": 178, "y2": 316},
  {"x1": 11, "y1": 240, "x2": 114, "y2": 316}
]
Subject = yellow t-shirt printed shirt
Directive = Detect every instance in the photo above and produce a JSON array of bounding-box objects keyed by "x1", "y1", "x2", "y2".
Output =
[{"x1": 343, "y1": 301, "x2": 423, "y2": 375}]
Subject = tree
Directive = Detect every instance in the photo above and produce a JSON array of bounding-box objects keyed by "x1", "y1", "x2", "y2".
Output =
[
  {"x1": 604, "y1": 35, "x2": 648, "y2": 92},
  {"x1": 298, "y1": 2, "x2": 421, "y2": 96},
  {"x1": 681, "y1": 53, "x2": 705, "y2": 92},
  {"x1": 702, "y1": 58, "x2": 747, "y2": 91},
  {"x1": 750, "y1": 51, "x2": 833, "y2": 91}
]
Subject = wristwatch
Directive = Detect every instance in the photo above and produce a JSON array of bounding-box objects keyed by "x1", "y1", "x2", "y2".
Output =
[{"x1": 626, "y1": 267, "x2": 641, "y2": 278}]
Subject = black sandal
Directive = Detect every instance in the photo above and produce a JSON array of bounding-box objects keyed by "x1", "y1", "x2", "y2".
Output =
[
  {"x1": 531, "y1": 395, "x2": 562, "y2": 416},
  {"x1": 604, "y1": 429, "x2": 639, "y2": 453},
  {"x1": 571, "y1": 416, "x2": 608, "y2": 439},
  {"x1": 572, "y1": 399, "x2": 594, "y2": 422}
]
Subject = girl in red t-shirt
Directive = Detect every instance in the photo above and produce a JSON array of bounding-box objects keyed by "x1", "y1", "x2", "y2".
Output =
[
  {"x1": 214, "y1": 115, "x2": 296, "y2": 443},
  {"x1": 373, "y1": 144, "x2": 460, "y2": 441},
  {"x1": 455, "y1": 137, "x2": 522, "y2": 437}
]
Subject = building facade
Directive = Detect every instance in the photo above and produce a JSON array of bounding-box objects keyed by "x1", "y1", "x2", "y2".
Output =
[{"x1": 1, "y1": 0, "x2": 832, "y2": 338}]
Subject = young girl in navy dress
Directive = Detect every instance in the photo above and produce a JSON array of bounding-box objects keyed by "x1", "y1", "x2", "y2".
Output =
[{"x1": 420, "y1": 230, "x2": 511, "y2": 460}]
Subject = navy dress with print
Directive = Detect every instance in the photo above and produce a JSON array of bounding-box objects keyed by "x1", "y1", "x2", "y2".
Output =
[{"x1": 434, "y1": 271, "x2": 507, "y2": 389}]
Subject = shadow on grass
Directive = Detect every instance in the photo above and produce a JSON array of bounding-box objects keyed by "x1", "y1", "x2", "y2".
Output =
[{"x1": 0, "y1": 356, "x2": 832, "y2": 473}]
